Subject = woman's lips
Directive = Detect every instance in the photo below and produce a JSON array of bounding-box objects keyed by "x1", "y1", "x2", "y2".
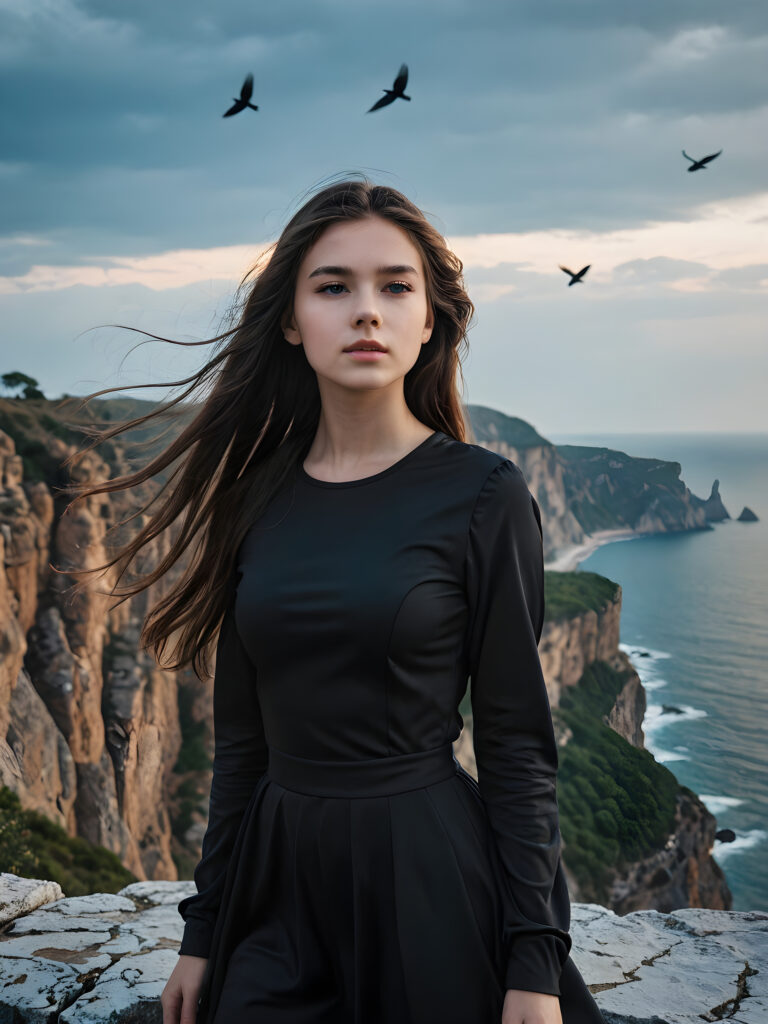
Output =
[{"x1": 344, "y1": 350, "x2": 387, "y2": 361}]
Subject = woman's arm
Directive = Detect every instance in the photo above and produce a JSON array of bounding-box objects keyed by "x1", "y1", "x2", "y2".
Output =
[
  {"x1": 176, "y1": 593, "x2": 269, "y2": 959},
  {"x1": 464, "y1": 459, "x2": 572, "y2": 999}
]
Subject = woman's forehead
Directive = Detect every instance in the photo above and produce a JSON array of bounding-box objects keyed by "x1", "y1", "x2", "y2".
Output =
[{"x1": 302, "y1": 220, "x2": 423, "y2": 277}]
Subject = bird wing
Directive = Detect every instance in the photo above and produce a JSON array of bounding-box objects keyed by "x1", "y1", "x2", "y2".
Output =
[
  {"x1": 577, "y1": 265, "x2": 590, "y2": 278},
  {"x1": 559, "y1": 265, "x2": 574, "y2": 277},
  {"x1": 223, "y1": 101, "x2": 244, "y2": 117},
  {"x1": 240, "y1": 73, "x2": 254, "y2": 102},
  {"x1": 368, "y1": 93, "x2": 394, "y2": 112},
  {"x1": 393, "y1": 63, "x2": 408, "y2": 92},
  {"x1": 681, "y1": 150, "x2": 695, "y2": 163},
  {"x1": 700, "y1": 149, "x2": 723, "y2": 165}
]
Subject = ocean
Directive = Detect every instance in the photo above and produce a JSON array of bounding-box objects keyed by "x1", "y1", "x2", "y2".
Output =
[{"x1": 547, "y1": 431, "x2": 768, "y2": 912}]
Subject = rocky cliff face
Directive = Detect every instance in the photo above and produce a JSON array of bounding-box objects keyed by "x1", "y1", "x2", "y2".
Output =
[
  {"x1": 546, "y1": 587, "x2": 731, "y2": 911},
  {"x1": 607, "y1": 788, "x2": 731, "y2": 914},
  {"x1": 464, "y1": 407, "x2": 586, "y2": 561},
  {"x1": 0, "y1": 426, "x2": 182, "y2": 883},
  {"x1": 538, "y1": 586, "x2": 625, "y2": 710},
  {"x1": 465, "y1": 403, "x2": 728, "y2": 560},
  {"x1": 456, "y1": 577, "x2": 731, "y2": 915},
  {"x1": 548, "y1": 596, "x2": 730, "y2": 913}
]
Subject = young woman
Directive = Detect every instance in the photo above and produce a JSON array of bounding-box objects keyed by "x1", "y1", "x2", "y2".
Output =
[{"x1": 63, "y1": 178, "x2": 604, "y2": 1024}]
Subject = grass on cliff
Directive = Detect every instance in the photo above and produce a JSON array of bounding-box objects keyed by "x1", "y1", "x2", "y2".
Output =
[
  {"x1": 554, "y1": 660, "x2": 679, "y2": 903},
  {"x1": 543, "y1": 569, "x2": 621, "y2": 621},
  {"x1": 457, "y1": 572, "x2": 618, "y2": 718},
  {"x1": 0, "y1": 786, "x2": 137, "y2": 896}
]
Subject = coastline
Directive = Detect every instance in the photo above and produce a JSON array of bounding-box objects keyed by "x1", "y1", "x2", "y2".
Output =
[{"x1": 544, "y1": 527, "x2": 643, "y2": 572}]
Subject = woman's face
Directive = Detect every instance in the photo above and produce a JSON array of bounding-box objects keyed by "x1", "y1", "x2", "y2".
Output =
[{"x1": 283, "y1": 215, "x2": 434, "y2": 392}]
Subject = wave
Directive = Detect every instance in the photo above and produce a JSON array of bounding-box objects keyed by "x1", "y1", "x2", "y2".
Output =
[
  {"x1": 641, "y1": 679, "x2": 670, "y2": 693},
  {"x1": 623, "y1": 641, "x2": 710, "y2": 768},
  {"x1": 620, "y1": 642, "x2": 672, "y2": 662},
  {"x1": 712, "y1": 828, "x2": 768, "y2": 863},
  {"x1": 620, "y1": 642, "x2": 673, "y2": 692},
  {"x1": 699, "y1": 794, "x2": 746, "y2": 815},
  {"x1": 647, "y1": 745, "x2": 690, "y2": 763},
  {"x1": 644, "y1": 702, "x2": 708, "y2": 735}
]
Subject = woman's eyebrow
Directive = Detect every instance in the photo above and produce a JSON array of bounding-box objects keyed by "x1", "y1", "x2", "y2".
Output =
[{"x1": 307, "y1": 264, "x2": 419, "y2": 279}]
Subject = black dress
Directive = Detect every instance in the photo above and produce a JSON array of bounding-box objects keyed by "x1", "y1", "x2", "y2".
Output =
[{"x1": 177, "y1": 429, "x2": 605, "y2": 1024}]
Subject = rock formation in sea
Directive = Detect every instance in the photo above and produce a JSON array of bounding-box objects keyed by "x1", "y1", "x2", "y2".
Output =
[
  {"x1": 738, "y1": 506, "x2": 759, "y2": 522},
  {"x1": 697, "y1": 478, "x2": 730, "y2": 522}
]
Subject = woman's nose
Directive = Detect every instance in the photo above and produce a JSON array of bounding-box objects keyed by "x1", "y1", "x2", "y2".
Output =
[{"x1": 353, "y1": 305, "x2": 381, "y2": 327}]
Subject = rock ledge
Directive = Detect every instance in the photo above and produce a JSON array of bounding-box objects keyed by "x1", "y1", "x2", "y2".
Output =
[{"x1": 0, "y1": 873, "x2": 765, "y2": 1022}]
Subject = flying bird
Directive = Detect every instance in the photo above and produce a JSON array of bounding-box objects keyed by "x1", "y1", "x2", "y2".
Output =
[
  {"x1": 559, "y1": 264, "x2": 591, "y2": 286},
  {"x1": 367, "y1": 63, "x2": 410, "y2": 113},
  {"x1": 682, "y1": 149, "x2": 722, "y2": 172},
  {"x1": 223, "y1": 73, "x2": 259, "y2": 118}
]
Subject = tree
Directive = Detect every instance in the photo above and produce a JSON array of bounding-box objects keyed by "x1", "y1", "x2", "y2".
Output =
[{"x1": 1, "y1": 372, "x2": 45, "y2": 400}]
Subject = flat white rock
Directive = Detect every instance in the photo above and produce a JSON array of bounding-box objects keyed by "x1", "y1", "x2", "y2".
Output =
[{"x1": 0, "y1": 874, "x2": 765, "y2": 1021}]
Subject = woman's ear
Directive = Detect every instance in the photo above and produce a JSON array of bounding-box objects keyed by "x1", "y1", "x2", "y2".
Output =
[
  {"x1": 282, "y1": 317, "x2": 302, "y2": 346},
  {"x1": 421, "y1": 305, "x2": 434, "y2": 343}
]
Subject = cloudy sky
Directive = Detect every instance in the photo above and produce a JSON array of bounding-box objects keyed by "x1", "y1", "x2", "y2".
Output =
[{"x1": 1, "y1": 0, "x2": 766, "y2": 434}]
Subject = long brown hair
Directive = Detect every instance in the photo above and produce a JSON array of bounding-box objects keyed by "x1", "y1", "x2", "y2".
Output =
[{"x1": 56, "y1": 175, "x2": 476, "y2": 678}]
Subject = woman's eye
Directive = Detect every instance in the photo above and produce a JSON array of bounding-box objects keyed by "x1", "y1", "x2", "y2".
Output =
[{"x1": 318, "y1": 281, "x2": 413, "y2": 295}]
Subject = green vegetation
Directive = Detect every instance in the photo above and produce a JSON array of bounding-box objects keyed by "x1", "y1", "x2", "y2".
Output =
[
  {"x1": 173, "y1": 683, "x2": 210, "y2": 775},
  {"x1": 1, "y1": 371, "x2": 45, "y2": 400},
  {"x1": 0, "y1": 786, "x2": 136, "y2": 896},
  {"x1": 554, "y1": 660, "x2": 679, "y2": 903},
  {"x1": 169, "y1": 682, "x2": 212, "y2": 878},
  {"x1": 0, "y1": 391, "x2": 196, "y2": 488},
  {"x1": 0, "y1": 397, "x2": 83, "y2": 483},
  {"x1": 556, "y1": 444, "x2": 688, "y2": 533},
  {"x1": 466, "y1": 404, "x2": 551, "y2": 450},
  {"x1": 459, "y1": 571, "x2": 617, "y2": 717},
  {"x1": 543, "y1": 569, "x2": 620, "y2": 621}
]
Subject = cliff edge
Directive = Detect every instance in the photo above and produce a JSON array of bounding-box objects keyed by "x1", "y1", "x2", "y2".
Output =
[{"x1": 0, "y1": 873, "x2": 764, "y2": 1022}]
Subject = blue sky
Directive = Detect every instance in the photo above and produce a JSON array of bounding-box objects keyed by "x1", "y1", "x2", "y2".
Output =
[{"x1": 1, "y1": 0, "x2": 766, "y2": 432}]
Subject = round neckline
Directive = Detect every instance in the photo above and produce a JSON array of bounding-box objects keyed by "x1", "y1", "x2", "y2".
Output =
[{"x1": 299, "y1": 430, "x2": 444, "y2": 488}]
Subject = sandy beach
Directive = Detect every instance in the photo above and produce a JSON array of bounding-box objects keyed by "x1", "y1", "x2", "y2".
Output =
[{"x1": 544, "y1": 528, "x2": 643, "y2": 572}]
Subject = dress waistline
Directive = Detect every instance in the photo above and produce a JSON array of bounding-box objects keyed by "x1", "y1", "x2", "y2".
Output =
[{"x1": 266, "y1": 741, "x2": 459, "y2": 797}]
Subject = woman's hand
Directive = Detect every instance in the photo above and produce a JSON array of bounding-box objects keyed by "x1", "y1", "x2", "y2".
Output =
[
  {"x1": 161, "y1": 954, "x2": 209, "y2": 1024},
  {"x1": 502, "y1": 988, "x2": 563, "y2": 1024}
]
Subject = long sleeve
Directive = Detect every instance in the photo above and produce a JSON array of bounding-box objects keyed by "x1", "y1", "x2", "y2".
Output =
[
  {"x1": 464, "y1": 459, "x2": 572, "y2": 997},
  {"x1": 176, "y1": 594, "x2": 269, "y2": 958}
]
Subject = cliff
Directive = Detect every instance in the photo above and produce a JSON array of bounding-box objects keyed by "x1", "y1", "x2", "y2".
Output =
[
  {"x1": 0, "y1": 872, "x2": 764, "y2": 1022},
  {"x1": 458, "y1": 570, "x2": 731, "y2": 914},
  {"x1": 0, "y1": 398, "x2": 189, "y2": 888},
  {"x1": 465, "y1": 404, "x2": 731, "y2": 562}
]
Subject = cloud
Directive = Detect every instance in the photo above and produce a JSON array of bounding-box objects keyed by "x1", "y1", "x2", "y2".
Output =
[
  {"x1": 1, "y1": 0, "x2": 767, "y2": 260},
  {"x1": 651, "y1": 25, "x2": 728, "y2": 64},
  {"x1": 2, "y1": 188, "x2": 766, "y2": 304},
  {"x1": 711, "y1": 263, "x2": 768, "y2": 290},
  {"x1": 0, "y1": 233, "x2": 51, "y2": 247},
  {"x1": 448, "y1": 191, "x2": 768, "y2": 284},
  {"x1": 611, "y1": 256, "x2": 711, "y2": 285},
  {"x1": 0, "y1": 241, "x2": 272, "y2": 293}
]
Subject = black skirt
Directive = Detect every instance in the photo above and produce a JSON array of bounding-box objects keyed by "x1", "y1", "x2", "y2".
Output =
[{"x1": 194, "y1": 743, "x2": 605, "y2": 1024}]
